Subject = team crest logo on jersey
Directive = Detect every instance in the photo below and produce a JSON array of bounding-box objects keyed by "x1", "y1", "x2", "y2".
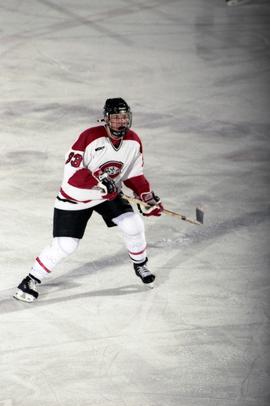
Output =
[{"x1": 97, "y1": 161, "x2": 123, "y2": 179}]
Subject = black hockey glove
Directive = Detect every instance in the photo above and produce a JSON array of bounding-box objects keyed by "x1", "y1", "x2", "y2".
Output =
[{"x1": 99, "y1": 173, "x2": 118, "y2": 200}]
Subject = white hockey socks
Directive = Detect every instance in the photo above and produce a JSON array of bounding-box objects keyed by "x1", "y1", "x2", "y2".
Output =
[
  {"x1": 30, "y1": 237, "x2": 80, "y2": 281},
  {"x1": 113, "y1": 212, "x2": 147, "y2": 263}
]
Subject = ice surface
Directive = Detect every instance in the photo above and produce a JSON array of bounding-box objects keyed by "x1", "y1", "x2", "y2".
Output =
[{"x1": 0, "y1": 1, "x2": 270, "y2": 405}]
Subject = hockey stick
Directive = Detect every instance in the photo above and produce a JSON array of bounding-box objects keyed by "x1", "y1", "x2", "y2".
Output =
[{"x1": 122, "y1": 194, "x2": 204, "y2": 225}]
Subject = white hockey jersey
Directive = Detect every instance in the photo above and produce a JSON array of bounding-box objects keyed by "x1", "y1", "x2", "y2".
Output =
[{"x1": 55, "y1": 125, "x2": 151, "y2": 211}]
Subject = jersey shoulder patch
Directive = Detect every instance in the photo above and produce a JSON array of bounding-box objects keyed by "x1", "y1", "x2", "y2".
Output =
[{"x1": 72, "y1": 126, "x2": 107, "y2": 151}]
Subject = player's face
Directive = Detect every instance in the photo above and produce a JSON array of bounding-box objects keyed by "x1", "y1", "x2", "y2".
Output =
[{"x1": 109, "y1": 113, "x2": 130, "y2": 131}]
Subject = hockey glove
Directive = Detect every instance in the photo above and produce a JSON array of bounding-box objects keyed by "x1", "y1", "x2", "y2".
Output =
[
  {"x1": 137, "y1": 191, "x2": 164, "y2": 217},
  {"x1": 99, "y1": 173, "x2": 118, "y2": 201}
]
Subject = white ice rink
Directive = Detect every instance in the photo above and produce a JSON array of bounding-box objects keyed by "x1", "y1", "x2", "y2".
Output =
[{"x1": 0, "y1": 1, "x2": 270, "y2": 405}]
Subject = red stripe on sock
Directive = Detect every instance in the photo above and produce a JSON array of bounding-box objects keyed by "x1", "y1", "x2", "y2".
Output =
[
  {"x1": 128, "y1": 246, "x2": 147, "y2": 256},
  {"x1": 36, "y1": 257, "x2": 51, "y2": 273}
]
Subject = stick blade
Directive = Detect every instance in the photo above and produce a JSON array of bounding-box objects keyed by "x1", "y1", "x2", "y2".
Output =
[{"x1": 196, "y1": 207, "x2": 204, "y2": 224}]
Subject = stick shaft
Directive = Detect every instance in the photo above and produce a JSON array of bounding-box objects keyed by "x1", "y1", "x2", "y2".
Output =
[{"x1": 122, "y1": 194, "x2": 201, "y2": 225}]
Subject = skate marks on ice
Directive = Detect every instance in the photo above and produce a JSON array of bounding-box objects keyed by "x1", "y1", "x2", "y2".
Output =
[
  {"x1": 0, "y1": 1, "x2": 135, "y2": 66},
  {"x1": 0, "y1": 2, "x2": 130, "y2": 52},
  {"x1": 1, "y1": 150, "x2": 48, "y2": 168},
  {"x1": 0, "y1": 241, "x2": 157, "y2": 313},
  {"x1": 0, "y1": 102, "x2": 98, "y2": 133},
  {"x1": 0, "y1": 0, "x2": 187, "y2": 58},
  {"x1": 148, "y1": 206, "x2": 270, "y2": 287},
  {"x1": 150, "y1": 206, "x2": 270, "y2": 249},
  {"x1": 0, "y1": 283, "x2": 148, "y2": 314},
  {"x1": 2, "y1": 206, "x2": 269, "y2": 313},
  {"x1": 31, "y1": 0, "x2": 178, "y2": 47}
]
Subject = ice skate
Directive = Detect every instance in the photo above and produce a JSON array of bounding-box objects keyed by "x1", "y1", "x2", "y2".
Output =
[
  {"x1": 134, "y1": 259, "x2": 155, "y2": 288},
  {"x1": 13, "y1": 275, "x2": 40, "y2": 302}
]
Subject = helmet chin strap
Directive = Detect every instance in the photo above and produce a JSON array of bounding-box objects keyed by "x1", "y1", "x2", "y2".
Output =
[
  {"x1": 108, "y1": 125, "x2": 128, "y2": 138},
  {"x1": 105, "y1": 124, "x2": 126, "y2": 139},
  {"x1": 111, "y1": 126, "x2": 128, "y2": 137}
]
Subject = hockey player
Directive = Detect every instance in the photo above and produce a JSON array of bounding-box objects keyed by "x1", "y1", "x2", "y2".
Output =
[{"x1": 14, "y1": 98, "x2": 164, "y2": 302}]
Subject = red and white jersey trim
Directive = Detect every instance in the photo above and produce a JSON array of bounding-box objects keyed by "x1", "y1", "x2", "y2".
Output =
[{"x1": 54, "y1": 125, "x2": 150, "y2": 211}]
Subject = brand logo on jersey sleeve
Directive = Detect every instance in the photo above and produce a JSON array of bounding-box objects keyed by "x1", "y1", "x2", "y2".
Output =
[{"x1": 96, "y1": 161, "x2": 123, "y2": 179}]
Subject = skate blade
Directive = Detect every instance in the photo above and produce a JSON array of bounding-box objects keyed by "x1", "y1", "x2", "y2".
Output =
[
  {"x1": 13, "y1": 289, "x2": 35, "y2": 303},
  {"x1": 145, "y1": 282, "x2": 154, "y2": 289}
]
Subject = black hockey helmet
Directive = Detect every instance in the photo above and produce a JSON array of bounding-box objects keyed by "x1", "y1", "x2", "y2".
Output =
[{"x1": 103, "y1": 97, "x2": 132, "y2": 138}]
